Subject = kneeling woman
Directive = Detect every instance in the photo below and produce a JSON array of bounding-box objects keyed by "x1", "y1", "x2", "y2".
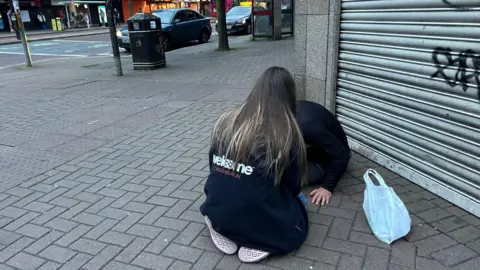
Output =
[{"x1": 200, "y1": 67, "x2": 309, "y2": 263}]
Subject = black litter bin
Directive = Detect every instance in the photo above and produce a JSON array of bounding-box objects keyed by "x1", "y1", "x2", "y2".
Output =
[{"x1": 127, "y1": 13, "x2": 166, "y2": 70}]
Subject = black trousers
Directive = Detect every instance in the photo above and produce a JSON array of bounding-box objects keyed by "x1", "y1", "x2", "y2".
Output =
[{"x1": 306, "y1": 147, "x2": 330, "y2": 187}]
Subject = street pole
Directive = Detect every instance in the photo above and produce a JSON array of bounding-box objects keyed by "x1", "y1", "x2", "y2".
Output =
[
  {"x1": 106, "y1": 0, "x2": 123, "y2": 76},
  {"x1": 9, "y1": 0, "x2": 32, "y2": 67},
  {"x1": 16, "y1": 12, "x2": 32, "y2": 67},
  {"x1": 128, "y1": 0, "x2": 134, "y2": 17}
]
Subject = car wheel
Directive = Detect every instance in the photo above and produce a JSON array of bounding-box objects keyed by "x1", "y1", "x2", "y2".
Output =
[
  {"x1": 162, "y1": 35, "x2": 171, "y2": 51},
  {"x1": 125, "y1": 48, "x2": 131, "y2": 53},
  {"x1": 199, "y1": 30, "x2": 209, "y2": 43}
]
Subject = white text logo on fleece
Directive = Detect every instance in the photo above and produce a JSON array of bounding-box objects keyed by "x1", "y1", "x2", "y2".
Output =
[{"x1": 212, "y1": 154, "x2": 254, "y2": 175}]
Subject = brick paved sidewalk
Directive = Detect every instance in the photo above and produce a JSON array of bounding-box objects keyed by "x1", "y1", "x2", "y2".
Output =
[{"x1": 0, "y1": 37, "x2": 479, "y2": 270}]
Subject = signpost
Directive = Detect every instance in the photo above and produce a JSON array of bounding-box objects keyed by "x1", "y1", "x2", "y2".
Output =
[
  {"x1": 106, "y1": 0, "x2": 123, "y2": 76},
  {"x1": 9, "y1": 0, "x2": 32, "y2": 67}
]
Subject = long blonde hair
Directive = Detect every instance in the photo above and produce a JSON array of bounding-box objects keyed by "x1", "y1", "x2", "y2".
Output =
[{"x1": 211, "y1": 67, "x2": 307, "y2": 185}]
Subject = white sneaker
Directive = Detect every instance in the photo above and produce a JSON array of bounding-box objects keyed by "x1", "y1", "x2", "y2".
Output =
[
  {"x1": 238, "y1": 247, "x2": 270, "y2": 263},
  {"x1": 205, "y1": 216, "x2": 238, "y2": 255}
]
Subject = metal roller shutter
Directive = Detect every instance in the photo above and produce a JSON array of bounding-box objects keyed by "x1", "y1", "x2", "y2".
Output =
[{"x1": 336, "y1": 0, "x2": 480, "y2": 216}]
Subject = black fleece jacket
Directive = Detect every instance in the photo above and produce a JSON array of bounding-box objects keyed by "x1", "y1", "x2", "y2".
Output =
[{"x1": 297, "y1": 100, "x2": 351, "y2": 192}]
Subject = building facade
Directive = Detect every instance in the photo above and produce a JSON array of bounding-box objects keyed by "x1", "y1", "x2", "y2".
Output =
[{"x1": 294, "y1": 0, "x2": 480, "y2": 217}]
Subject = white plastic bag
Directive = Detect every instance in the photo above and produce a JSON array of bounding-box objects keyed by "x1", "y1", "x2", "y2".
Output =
[{"x1": 362, "y1": 169, "x2": 411, "y2": 244}]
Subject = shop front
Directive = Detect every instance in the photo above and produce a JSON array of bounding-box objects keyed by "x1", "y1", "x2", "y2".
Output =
[{"x1": 295, "y1": 0, "x2": 480, "y2": 217}]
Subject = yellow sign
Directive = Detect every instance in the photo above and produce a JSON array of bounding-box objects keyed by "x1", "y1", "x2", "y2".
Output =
[{"x1": 240, "y1": 1, "x2": 251, "y2": 6}]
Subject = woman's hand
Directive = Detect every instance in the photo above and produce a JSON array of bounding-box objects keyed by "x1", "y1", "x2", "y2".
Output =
[{"x1": 309, "y1": 187, "x2": 331, "y2": 206}]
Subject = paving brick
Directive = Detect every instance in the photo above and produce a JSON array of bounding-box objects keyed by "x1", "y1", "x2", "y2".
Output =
[
  {"x1": 415, "y1": 257, "x2": 448, "y2": 270},
  {"x1": 158, "y1": 182, "x2": 183, "y2": 196},
  {"x1": 451, "y1": 257, "x2": 480, "y2": 270},
  {"x1": 304, "y1": 224, "x2": 328, "y2": 247},
  {"x1": 16, "y1": 223, "x2": 50, "y2": 238},
  {"x1": 390, "y1": 239, "x2": 415, "y2": 268},
  {"x1": 14, "y1": 192, "x2": 46, "y2": 208},
  {"x1": 191, "y1": 251, "x2": 222, "y2": 269},
  {"x1": 85, "y1": 197, "x2": 116, "y2": 214},
  {"x1": 147, "y1": 196, "x2": 178, "y2": 207},
  {"x1": 5, "y1": 252, "x2": 45, "y2": 270},
  {"x1": 50, "y1": 197, "x2": 80, "y2": 208},
  {"x1": 417, "y1": 208, "x2": 452, "y2": 223},
  {"x1": 116, "y1": 237, "x2": 151, "y2": 264},
  {"x1": 38, "y1": 187, "x2": 68, "y2": 203},
  {"x1": 404, "y1": 224, "x2": 439, "y2": 242},
  {"x1": 60, "y1": 202, "x2": 91, "y2": 220},
  {"x1": 406, "y1": 200, "x2": 436, "y2": 214},
  {"x1": 174, "y1": 222, "x2": 205, "y2": 245},
  {"x1": 238, "y1": 264, "x2": 280, "y2": 270},
  {"x1": 121, "y1": 183, "x2": 148, "y2": 193},
  {"x1": 25, "y1": 230, "x2": 65, "y2": 254},
  {"x1": 70, "y1": 238, "x2": 107, "y2": 255},
  {"x1": 112, "y1": 212, "x2": 143, "y2": 232},
  {"x1": 0, "y1": 230, "x2": 21, "y2": 246},
  {"x1": 139, "y1": 206, "x2": 169, "y2": 225},
  {"x1": 84, "y1": 218, "x2": 118, "y2": 240},
  {"x1": 82, "y1": 245, "x2": 122, "y2": 270},
  {"x1": 0, "y1": 237, "x2": 35, "y2": 263},
  {"x1": 431, "y1": 244, "x2": 477, "y2": 266},
  {"x1": 132, "y1": 252, "x2": 174, "y2": 270},
  {"x1": 55, "y1": 224, "x2": 92, "y2": 247},
  {"x1": 216, "y1": 255, "x2": 242, "y2": 270},
  {"x1": 466, "y1": 238, "x2": 480, "y2": 253},
  {"x1": 0, "y1": 206, "x2": 27, "y2": 219},
  {"x1": 45, "y1": 218, "x2": 78, "y2": 232},
  {"x1": 98, "y1": 207, "x2": 129, "y2": 220},
  {"x1": 71, "y1": 212, "x2": 105, "y2": 226},
  {"x1": 123, "y1": 201, "x2": 154, "y2": 214},
  {"x1": 4, "y1": 212, "x2": 39, "y2": 231},
  {"x1": 448, "y1": 225, "x2": 480, "y2": 244},
  {"x1": 162, "y1": 243, "x2": 203, "y2": 263},
  {"x1": 337, "y1": 254, "x2": 363, "y2": 270},
  {"x1": 349, "y1": 231, "x2": 391, "y2": 250},
  {"x1": 127, "y1": 224, "x2": 162, "y2": 239},
  {"x1": 328, "y1": 218, "x2": 352, "y2": 240},
  {"x1": 431, "y1": 216, "x2": 469, "y2": 233},
  {"x1": 317, "y1": 206, "x2": 356, "y2": 220},
  {"x1": 134, "y1": 187, "x2": 161, "y2": 203},
  {"x1": 267, "y1": 255, "x2": 314, "y2": 270},
  {"x1": 38, "y1": 261, "x2": 62, "y2": 270},
  {"x1": 39, "y1": 245, "x2": 77, "y2": 263},
  {"x1": 352, "y1": 211, "x2": 372, "y2": 233},
  {"x1": 169, "y1": 260, "x2": 194, "y2": 270},
  {"x1": 0, "y1": 218, "x2": 14, "y2": 229},
  {"x1": 414, "y1": 234, "x2": 458, "y2": 256},
  {"x1": 364, "y1": 247, "x2": 389, "y2": 270},
  {"x1": 31, "y1": 206, "x2": 67, "y2": 225},
  {"x1": 295, "y1": 245, "x2": 340, "y2": 265},
  {"x1": 99, "y1": 231, "x2": 135, "y2": 247},
  {"x1": 155, "y1": 217, "x2": 190, "y2": 231},
  {"x1": 103, "y1": 261, "x2": 144, "y2": 270},
  {"x1": 97, "y1": 188, "x2": 126, "y2": 199},
  {"x1": 58, "y1": 253, "x2": 93, "y2": 270},
  {"x1": 461, "y1": 214, "x2": 480, "y2": 226},
  {"x1": 145, "y1": 229, "x2": 179, "y2": 254},
  {"x1": 323, "y1": 238, "x2": 367, "y2": 257},
  {"x1": 5, "y1": 187, "x2": 33, "y2": 198},
  {"x1": 74, "y1": 192, "x2": 103, "y2": 203}
]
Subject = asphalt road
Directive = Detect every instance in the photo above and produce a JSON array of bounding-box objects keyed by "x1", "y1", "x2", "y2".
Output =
[{"x1": 0, "y1": 30, "x2": 225, "y2": 70}]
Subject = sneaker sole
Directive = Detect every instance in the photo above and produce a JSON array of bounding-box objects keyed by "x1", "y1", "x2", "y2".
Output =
[
  {"x1": 238, "y1": 247, "x2": 270, "y2": 263},
  {"x1": 205, "y1": 216, "x2": 238, "y2": 255}
]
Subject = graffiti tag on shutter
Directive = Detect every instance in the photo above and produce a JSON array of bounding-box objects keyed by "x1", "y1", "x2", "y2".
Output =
[{"x1": 431, "y1": 47, "x2": 480, "y2": 101}]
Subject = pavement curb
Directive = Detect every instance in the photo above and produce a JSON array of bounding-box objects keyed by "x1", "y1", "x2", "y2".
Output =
[{"x1": 0, "y1": 30, "x2": 110, "y2": 46}]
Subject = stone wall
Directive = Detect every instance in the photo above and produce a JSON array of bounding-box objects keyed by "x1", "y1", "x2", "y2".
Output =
[{"x1": 294, "y1": 0, "x2": 341, "y2": 112}]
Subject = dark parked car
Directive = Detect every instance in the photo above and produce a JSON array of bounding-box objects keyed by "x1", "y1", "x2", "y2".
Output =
[
  {"x1": 216, "y1": 6, "x2": 252, "y2": 35},
  {"x1": 117, "y1": 8, "x2": 212, "y2": 52}
]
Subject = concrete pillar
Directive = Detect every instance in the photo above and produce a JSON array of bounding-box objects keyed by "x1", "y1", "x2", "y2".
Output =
[
  {"x1": 273, "y1": 0, "x2": 282, "y2": 40},
  {"x1": 294, "y1": 0, "x2": 341, "y2": 113}
]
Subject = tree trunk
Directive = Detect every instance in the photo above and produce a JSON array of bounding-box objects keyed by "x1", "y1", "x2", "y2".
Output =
[{"x1": 217, "y1": 0, "x2": 229, "y2": 50}]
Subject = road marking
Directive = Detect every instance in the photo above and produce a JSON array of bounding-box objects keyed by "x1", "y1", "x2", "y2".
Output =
[
  {"x1": 0, "y1": 57, "x2": 80, "y2": 70},
  {"x1": 0, "y1": 51, "x2": 88, "y2": 57}
]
